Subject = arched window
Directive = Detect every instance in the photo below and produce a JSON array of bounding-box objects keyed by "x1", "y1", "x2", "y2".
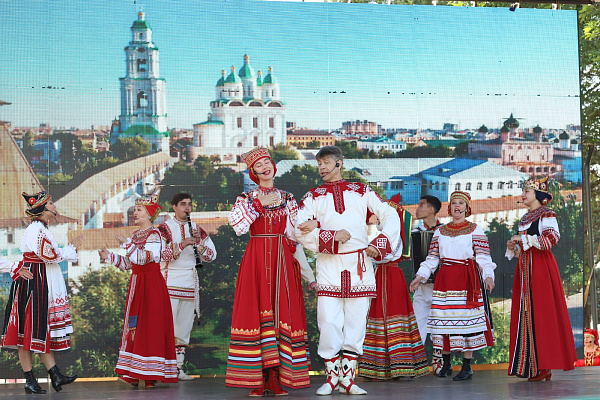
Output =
[
  {"x1": 435, "y1": 182, "x2": 440, "y2": 190},
  {"x1": 487, "y1": 182, "x2": 493, "y2": 190},
  {"x1": 465, "y1": 182, "x2": 472, "y2": 191},
  {"x1": 137, "y1": 91, "x2": 148, "y2": 108},
  {"x1": 498, "y1": 181, "x2": 504, "y2": 189},
  {"x1": 137, "y1": 59, "x2": 147, "y2": 72},
  {"x1": 477, "y1": 182, "x2": 483, "y2": 190},
  {"x1": 508, "y1": 181, "x2": 513, "y2": 189},
  {"x1": 455, "y1": 182, "x2": 461, "y2": 191}
]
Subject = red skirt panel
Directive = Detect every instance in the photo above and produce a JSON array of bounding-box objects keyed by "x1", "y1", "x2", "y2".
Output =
[
  {"x1": 115, "y1": 262, "x2": 177, "y2": 383},
  {"x1": 358, "y1": 262, "x2": 429, "y2": 379},
  {"x1": 226, "y1": 233, "x2": 310, "y2": 389},
  {"x1": 508, "y1": 249, "x2": 576, "y2": 377}
]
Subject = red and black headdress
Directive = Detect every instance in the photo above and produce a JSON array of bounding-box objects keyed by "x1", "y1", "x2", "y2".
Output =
[{"x1": 22, "y1": 191, "x2": 52, "y2": 217}]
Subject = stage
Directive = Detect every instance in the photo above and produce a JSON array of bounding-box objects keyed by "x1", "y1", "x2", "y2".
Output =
[{"x1": 1, "y1": 368, "x2": 598, "y2": 399}]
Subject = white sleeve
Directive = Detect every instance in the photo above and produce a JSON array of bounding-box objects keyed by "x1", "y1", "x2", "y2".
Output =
[
  {"x1": 229, "y1": 194, "x2": 260, "y2": 236},
  {"x1": 0, "y1": 258, "x2": 13, "y2": 274},
  {"x1": 295, "y1": 191, "x2": 321, "y2": 253},
  {"x1": 293, "y1": 244, "x2": 316, "y2": 284},
  {"x1": 366, "y1": 188, "x2": 400, "y2": 261},
  {"x1": 473, "y1": 226, "x2": 496, "y2": 282},
  {"x1": 124, "y1": 232, "x2": 162, "y2": 264},
  {"x1": 416, "y1": 230, "x2": 441, "y2": 280}
]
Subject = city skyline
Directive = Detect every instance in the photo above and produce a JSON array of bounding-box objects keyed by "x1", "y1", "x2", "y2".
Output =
[{"x1": 0, "y1": 0, "x2": 581, "y2": 131}]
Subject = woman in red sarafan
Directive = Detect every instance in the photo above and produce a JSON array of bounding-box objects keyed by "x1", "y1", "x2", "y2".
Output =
[
  {"x1": 226, "y1": 147, "x2": 315, "y2": 397},
  {"x1": 574, "y1": 328, "x2": 600, "y2": 367},
  {"x1": 99, "y1": 188, "x2": 178, "y2": 389},
  {"x1": 506, "y1": 176, "x2": 577, "y2": 381}
]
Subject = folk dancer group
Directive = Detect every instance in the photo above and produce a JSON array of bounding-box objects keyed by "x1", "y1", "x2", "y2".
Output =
[{"x1": 0, "y1": 145, "x2": 579, "y2": 396}]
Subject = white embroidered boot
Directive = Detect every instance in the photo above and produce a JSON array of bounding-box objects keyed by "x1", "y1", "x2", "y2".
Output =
[
  {"x1": 316, "y1": 357, "x2": 340, "y2": 396},
  {"x1": 176, "y1": 346, "x2": 193, "y2": 380},
  {"x1": 338, "y1": 353, "x2": 367, "y2": 395}
]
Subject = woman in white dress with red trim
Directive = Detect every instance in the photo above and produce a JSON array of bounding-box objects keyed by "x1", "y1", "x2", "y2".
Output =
[
  {"x1": 2, "y1": 191, "x2": 82, "y2": 394},
  {"x1": 410, "y1": 191, "x2": 496, "y2": 381}
]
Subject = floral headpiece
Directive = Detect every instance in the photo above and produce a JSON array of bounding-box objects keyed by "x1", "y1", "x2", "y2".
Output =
[
  {"x1": 135, "y1": 188, "x2": 162, "y2": 222},
  {"x1": 22, "y1": 191, "x2": 52, "y2": 217},
  {"x1": 448, "y1": 190, "x2": 472, "y2": 217}
]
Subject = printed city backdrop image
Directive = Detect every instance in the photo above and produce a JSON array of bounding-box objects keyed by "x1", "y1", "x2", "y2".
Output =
[{"x1": 0, "y1": 0, "x2": 583, "y2": 378}]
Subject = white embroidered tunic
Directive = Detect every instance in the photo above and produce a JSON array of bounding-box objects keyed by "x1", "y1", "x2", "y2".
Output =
[{"x1": 296, "y1": 180, "x2": 400, "y2": 297}]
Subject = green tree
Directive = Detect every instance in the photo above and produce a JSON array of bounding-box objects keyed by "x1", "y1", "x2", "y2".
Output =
[
  {"x1": 270, "y1": 143, "x2": 299, "y2": 163},
  {"x1": 67, "y1": 266, "x2": 131, "y2": 377},
  {"x1": 453, "y1": 140, "x2": 476, "y2": 157},
  {"x1": 22, "y1": 129, "x2": 35, "y2": 159},
  {"x1": 110, "y1": 137, "x2": 151, "y2": 161},
  {"x1": 50, "y1": 132, "x2": 83, "y2": 175}
]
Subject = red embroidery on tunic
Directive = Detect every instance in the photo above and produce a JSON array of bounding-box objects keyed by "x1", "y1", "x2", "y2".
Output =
[
  {"x1": 340, "y1": 270, "x2": 351, "y2": 297},
  {"x1": 39, "y1": 236, "x2": 59, "y2": 261},
  {"x1": 332, "y1": 183, "x2": 345, "y2": 214},
  {"x1": 309, "y1": 180, "x2": 368, "y2": 215},
  {"x1": 369, "y1": 233, "x2": 392, "y2": 261},
  {"x1": 319, "y1": 230, "x2": 338, "y2": 254}
]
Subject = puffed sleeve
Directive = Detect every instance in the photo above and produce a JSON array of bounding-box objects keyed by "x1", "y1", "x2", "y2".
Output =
[
  {"x1": 0, "y1": 258, "x2": 13, "y2": 274},
  {"x1": 26, "y1": 227, "x2": 77, "y2": 264},
  {"x1": 416, "y1": 230, "x2": 441, "y2": 281},
  {"x1": 124, "y1": 231, "x2": 162, "y2": 265},
  {"x1": 473, "y1": 226, "x2": 496, "y2": 281},
  {"x1": 366, "y1": 188, "x2": 400, "y2": 261},
  {"x1": 295, "y1": 191, "x2": 324, "y2": 253},
  {"x1": 229, "y1": 193, "x2": 261, "y2": 236},
  {"x1": 521, "y1": 210, "x2": 560, "y2": 252},
  {"x1": 285, "y1": 193, "x2": 300, "y2": 241},
  {"x1": 197, "y1": 227, "x2": 217, "y2": 263}
]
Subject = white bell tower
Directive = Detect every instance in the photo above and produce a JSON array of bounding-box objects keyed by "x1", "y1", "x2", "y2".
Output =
[{"x1": 115, "y1": 11, "x2": 168, "y2": 153}]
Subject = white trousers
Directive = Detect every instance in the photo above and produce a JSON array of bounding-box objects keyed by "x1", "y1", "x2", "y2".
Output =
[
  {"x1": 171, "y1": 298, "x2": 195, "y2": 347},
  {"x1": 412, "y1": 283, "x2": 434, "y2": 344},
  {"x1": 317, "y1": 296, "x2": 371, "y2": 359}
]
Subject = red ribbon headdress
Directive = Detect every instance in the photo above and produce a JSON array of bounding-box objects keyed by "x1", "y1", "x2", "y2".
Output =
[{"x1": 135, "y1": 188, "x2": 162, "y2": 223}]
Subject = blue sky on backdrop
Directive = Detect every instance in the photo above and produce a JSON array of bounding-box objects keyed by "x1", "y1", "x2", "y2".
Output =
[{"x1": 0, "y1": 0, "x2": 580, "y2": 131}]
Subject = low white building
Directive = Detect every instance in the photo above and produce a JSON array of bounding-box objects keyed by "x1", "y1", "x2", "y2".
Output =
[
  {"x1": 356, "y1": 137, "x2": 407, "y2": 153},
  {"x1": 421, "y1": 159, "x2": 529, "y2": 202}
]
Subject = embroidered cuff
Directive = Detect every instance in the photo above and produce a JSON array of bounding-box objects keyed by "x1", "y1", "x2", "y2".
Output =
[
  {"x1": 10, "y1": 261, "x2": 24, "y2": 281},
  {"x1": 318, "y1": 230, "x2": 339, "y2": 254},
  {"x1": 251, "y1": 198, "x2": 265, "y2": 214},
  {"x1": 505, "y1": 247, "x2": 515, "y2": 261},
  {"x1": 369, "y1": 233, "x2": 392, "y2": 261}
]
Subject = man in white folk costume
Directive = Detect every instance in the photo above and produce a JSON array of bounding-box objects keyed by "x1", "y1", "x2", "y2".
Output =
[
  {"x1": 160, "y1": 193, "x2": 217, "y2": 381},
  {"x1": 411, "y1": 195, "x2": 445, "y2": 374},
  {"x1": 296, "y1": 146, "x2": 400, "y2": 396}
]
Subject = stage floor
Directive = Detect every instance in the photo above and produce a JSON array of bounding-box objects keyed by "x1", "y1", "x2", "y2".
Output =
[{"x1": 1, "y1": 369, "x2": 598, "y2": 399}]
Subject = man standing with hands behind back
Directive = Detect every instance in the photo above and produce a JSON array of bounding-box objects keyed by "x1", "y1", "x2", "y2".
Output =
[
  {"x1": 295, "y1": 146, "x2": 400, "y2": 396},
  {"x1": 160, "y1": 193, "x2": 216, "y2": 381}
]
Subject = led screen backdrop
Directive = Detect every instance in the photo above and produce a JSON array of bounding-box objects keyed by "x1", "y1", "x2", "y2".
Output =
[{"x1": 0, "y1": 0, "x2": 583, "y2": 378}]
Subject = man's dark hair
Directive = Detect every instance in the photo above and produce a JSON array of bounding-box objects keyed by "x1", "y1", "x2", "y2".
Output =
[
  {"x1": 171, "y1": 192, "x2": 192, "y2": 207},
  {"x1": 421, "y1": 195, "x2": 442, "y2": 214},
  {"x1": 315, "y1": 145, "x2": 343, "y2": 162}
]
